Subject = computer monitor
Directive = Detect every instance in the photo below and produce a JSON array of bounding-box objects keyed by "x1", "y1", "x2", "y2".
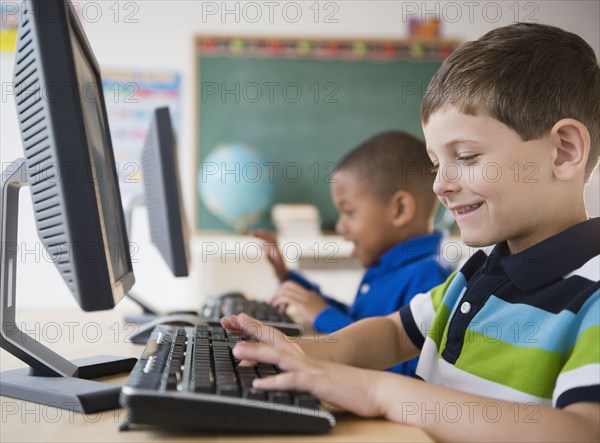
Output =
[
  {"x1": 123, "y1": 107, "x2": 191, "y2": 321},
  {"x1": 0, "y1": 0, "x2": 136, "y2": 412},
  {"x1": 141, "y1": 107, "x2": 190, "y2": 278}
]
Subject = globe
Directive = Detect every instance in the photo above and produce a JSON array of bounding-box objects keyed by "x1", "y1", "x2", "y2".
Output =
[{"x1": 198, "y1": 143, "x2": 275, "y2": 232}]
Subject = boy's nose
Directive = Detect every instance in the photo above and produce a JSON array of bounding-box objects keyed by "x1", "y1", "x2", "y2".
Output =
[
  {"x1": 432, "y1": 166, "x2": 461, "y2": 196},
  {"x1": 335, "y1": 218, "x2": 345, "y2": 235}
]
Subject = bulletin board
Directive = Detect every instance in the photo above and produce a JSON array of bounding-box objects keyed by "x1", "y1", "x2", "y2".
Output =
[
  {"x1": 101, "y1": 69, "x2": 181, "y2": 206},
  {"x1": 194, "y1": 36, "x2": 460, "y2": 232}
]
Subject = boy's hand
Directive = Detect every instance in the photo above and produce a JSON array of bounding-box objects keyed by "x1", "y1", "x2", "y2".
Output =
[
  {"x1": 232, "y1": 336, "x2": 386, "y2": 418},
  {"x1": 220, "y1": 313, "x2": 303, "y2": 367},
  {"x1": 252, "y1": 230, "x2": 289, "y2": 281},
  {"x1": 269, "y1": 281, "x2": 329, "y2": 323}
]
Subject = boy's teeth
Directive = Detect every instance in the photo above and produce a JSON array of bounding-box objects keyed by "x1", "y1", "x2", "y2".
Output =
[{"x1": 457, "y1": 204, "x2": 481, "y2": 214}]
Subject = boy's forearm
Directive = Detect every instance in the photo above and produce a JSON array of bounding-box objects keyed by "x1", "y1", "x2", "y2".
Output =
[
  {"x1": 298, "y1": 314, "x2": 417, "y2": 369},
  {"x1": 374, "y1": 373, "x2": 599, "y2": 442}
]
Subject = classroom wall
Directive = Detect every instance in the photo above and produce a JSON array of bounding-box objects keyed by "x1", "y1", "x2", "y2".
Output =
[{"x1": 1, "y1": 1, "x2": 599, "y2": 310}]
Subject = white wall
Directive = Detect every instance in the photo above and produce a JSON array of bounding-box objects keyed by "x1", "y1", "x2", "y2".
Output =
[{"x1": 1, "y1": 1, "x2": 599, "y2": 310}]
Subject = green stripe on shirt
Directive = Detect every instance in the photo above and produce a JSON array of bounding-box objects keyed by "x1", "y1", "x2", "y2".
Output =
[
  {"x1": 428, "y1": 273, "x2": 457, "y2": 351},
  {"x1": 562, "y1": 325, "x2": 600, "y2": 373},
  {"x1": 455, "y1": 330, "x2": 562, "y2": 399},
  {"x1": 431, "y1": 272, "x2": 457, "y2": 312}
]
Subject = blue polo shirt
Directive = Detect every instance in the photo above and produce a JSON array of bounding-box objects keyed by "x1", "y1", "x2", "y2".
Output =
[
  {"x1": 287, "y1": 232, "x2": 452, "y2": 376},
  {"x1": 401, "y1": 218, "x2": 599, "y2": 407}
]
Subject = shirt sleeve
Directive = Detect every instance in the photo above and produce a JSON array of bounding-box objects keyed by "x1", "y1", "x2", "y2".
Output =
[
  {"x1": 553, "y1": 292, "x2": 600, "y2": 408},
  {"x1": 399, "y1": 272, "x2": 459, "y2": 350},
  {"x1": 285, "y1": 270, "x2": 321, "y2": 293},
  {"x1": 313, "y1": 306, "x2": 354, "y2": 333}
]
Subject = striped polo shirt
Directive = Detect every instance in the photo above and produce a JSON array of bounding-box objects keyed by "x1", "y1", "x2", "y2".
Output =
[{"x1": 400, "y1": 218, "x2": 599, "y2": 408}]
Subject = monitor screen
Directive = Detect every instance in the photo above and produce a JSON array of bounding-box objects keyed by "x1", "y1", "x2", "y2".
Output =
[
  {"x1": 141, "y1": 107, "x2": 190, "y2": 277},
  {"x1": 68, "y1": 23, "x2": 129, "y2": 284}
]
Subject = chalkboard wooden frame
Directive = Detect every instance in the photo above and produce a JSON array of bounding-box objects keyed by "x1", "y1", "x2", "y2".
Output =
[{"x1": 193, "y1": 36, "x2": 460, "y2": 233}]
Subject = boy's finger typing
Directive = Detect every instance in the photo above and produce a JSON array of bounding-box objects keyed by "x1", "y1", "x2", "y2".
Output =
[{"x1": 220, "y1": 313, "x2": 285, "y2": 345}]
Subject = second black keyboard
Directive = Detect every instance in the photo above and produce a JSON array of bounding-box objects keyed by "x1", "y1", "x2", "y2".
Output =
[
  {"x1": 199, "y1": 293, "x2": 302, "y2": 337},
  {"x1": 201, "y1": 293, "x2": 295, "y2": 323}
]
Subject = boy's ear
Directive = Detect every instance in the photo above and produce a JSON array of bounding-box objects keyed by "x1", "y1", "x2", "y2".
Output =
[
  {"x1": 549, "y1": 118, "x2": 590, "y2": 181},
  {"x1": 388, "y1": 190, "x2": 416, "y2": 227}
]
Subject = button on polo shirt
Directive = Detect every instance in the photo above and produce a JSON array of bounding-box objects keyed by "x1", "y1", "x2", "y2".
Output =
[
  {"x1": 460, "y1": 302, "x2": 471, "y2": 314},
  {"x1": 442, "y1": 244, "x2": 511, "y2": 364}
]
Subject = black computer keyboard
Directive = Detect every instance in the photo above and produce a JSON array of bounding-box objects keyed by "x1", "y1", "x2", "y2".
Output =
[
  {"x1": 120, "y1": 324, "x2": 335, "y2": 433},
  {"x1": 196, "y1": 293, "x2": 302, "y2": 337},
  {"x1": 226, "y1": 298, "x2": 295, "y2": 323},
  {"x1": 201, "y1": 293, "x2": 295, "y2": 323}
]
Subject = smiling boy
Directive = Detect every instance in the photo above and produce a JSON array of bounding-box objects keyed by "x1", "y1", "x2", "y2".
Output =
[{"x1": 223, "y1": 23, "x2": 599, "y2": 442}]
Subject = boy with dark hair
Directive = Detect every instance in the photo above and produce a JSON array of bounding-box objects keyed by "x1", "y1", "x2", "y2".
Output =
[
  {"x1": 255, "y1": 130, "x2": 451, "y2": 376},
  {"x1": 224, "y1": 23, "x2": 600, "y2": 441}
]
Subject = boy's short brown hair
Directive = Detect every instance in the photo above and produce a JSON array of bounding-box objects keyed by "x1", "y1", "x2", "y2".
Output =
[
  {"x1": 337, "y1": 130, "x2": 436, "y2": 210},
  {"x1": 421, "y1": 22, "x2": 600, "y2": 180}
]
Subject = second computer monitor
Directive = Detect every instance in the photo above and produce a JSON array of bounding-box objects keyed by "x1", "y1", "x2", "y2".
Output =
[{"x1": 141, "y1": 107, "x2": 190, "y2": 277}]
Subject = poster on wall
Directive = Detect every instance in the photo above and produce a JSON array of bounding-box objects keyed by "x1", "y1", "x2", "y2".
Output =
[
  {"x1": 101, "y1": 69, "x2": 182, "y2": 206},
  {"x1": 0, "y1": 2, "x2": 19, "y2": 52}
]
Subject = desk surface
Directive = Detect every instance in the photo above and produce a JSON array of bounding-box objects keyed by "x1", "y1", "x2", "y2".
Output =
[{"x1": 1, "y1": 309, "x2": 433, "y2": 442}]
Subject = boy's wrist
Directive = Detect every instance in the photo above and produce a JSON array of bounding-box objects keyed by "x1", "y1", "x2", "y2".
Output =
[
  {"x1": 370, "y1": 371, "x2": 397, "y2": 419},
  {"x1": 277, "y1": 266, "x2": 290, "y2": 282}
]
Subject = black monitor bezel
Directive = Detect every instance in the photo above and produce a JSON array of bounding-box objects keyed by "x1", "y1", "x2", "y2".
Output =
[{"x1": 28, "y1": 0, "x2": 134, "y2": 310}]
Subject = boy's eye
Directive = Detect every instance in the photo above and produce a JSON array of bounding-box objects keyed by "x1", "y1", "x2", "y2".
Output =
[
  {"x1": 428, "y1": 164, "x2": 439, "y2": 174},
  {"x1": 457, "y1": 154, "x2": 480, "y2": 163}
]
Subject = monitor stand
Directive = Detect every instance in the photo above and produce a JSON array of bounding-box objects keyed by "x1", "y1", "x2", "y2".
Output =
[
  {"x1": 0, "y1": 159, "x2": 137, "y2": 414},
  {"x1": 123, "y1": 291, "x2": 162, "y2": 324},
  {"x1": 122, "y1": 195, "x2": 162, "y2": 324}
]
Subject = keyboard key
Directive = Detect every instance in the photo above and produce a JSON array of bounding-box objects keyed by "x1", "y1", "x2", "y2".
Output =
[
  {"x1": 269, "y1": 391, "x2": 293, "y2": 405},
  {"x1": 295, "y1": 393, "x2": 319, "y2": 409},
  {"x1": 243, "y1": 387, "x2": 266, "y2": 401},
  {"x1": 217, "y1": 384, "x2": 240, "y2": 397},
  {"x1": 256, "y1": 364, "x2": 277, "y2": 377},
  {"x1": 166, "y1": 374, "x2": 179, "y2": 390}
]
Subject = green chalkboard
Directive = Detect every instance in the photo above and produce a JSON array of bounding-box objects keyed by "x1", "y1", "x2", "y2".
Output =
[{"x1": 195, "y1": 39, "x2": 452, "y2": 232}]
